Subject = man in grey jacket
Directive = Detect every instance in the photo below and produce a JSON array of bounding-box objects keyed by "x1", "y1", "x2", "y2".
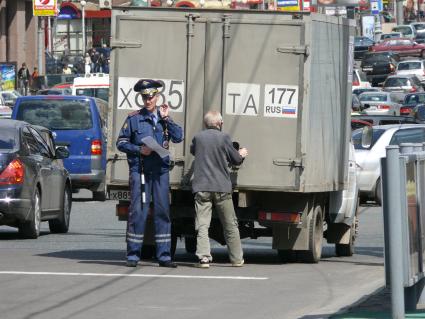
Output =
[{"x1": 190, "y1": 110, "x2": 248, "y2": 268}]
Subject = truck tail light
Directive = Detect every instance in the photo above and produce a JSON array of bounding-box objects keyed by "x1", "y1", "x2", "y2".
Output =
[
  {"x1": 0, "y1": 159, "x2": 24, "y2": 185},
  {"x1": 258, "y1": 211, "x2": 301, "y2": 223},
  {"x1": 377, "y1": 104, "x2": 391, "y2": 110},
  {"x1": 91, "y1": 139, "x2": 102, "y2": 155},
  {"x1": 410, "y1": 87, "x2": 417, "y2": 93},
  {"x1": 116, "y1": 203, "x2": 129, "y2": 221}
]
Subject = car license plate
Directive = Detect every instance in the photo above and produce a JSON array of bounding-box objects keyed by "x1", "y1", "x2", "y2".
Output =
[
  {"x1": 109, "y1": 190, "x2": 131, "y2": 201},
  {"x1": 363, "y1": 67, "x2": 373, "y2": 72}
]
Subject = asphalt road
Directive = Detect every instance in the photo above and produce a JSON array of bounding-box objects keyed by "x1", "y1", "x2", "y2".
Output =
[{"x1": 0, "y1": 191, "x2": 385, "y2": 319}]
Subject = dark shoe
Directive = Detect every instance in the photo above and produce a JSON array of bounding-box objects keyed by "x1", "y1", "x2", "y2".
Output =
[
  {"x1": 159, "y1": 260, "x2": 178, "y2": 268},
  {"x1": 126, "y1": 260, "x2": 138, "y2": 267}
]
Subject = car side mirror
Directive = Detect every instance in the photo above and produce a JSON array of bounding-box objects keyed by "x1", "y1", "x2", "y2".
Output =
[
  {"x1": 361, "y1": 126, "x2": 373, "y2": 149},
  {"x1": 55, "y1": 146, "x2": 69, "y2": 159}
]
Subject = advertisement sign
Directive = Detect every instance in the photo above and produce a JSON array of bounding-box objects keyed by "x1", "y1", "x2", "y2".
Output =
[
  {"x1": 361, "y1": 15, "x2": 375, "y2": 40},
  {"x1": 0, "y1": 62, "x2": 17, "y2": 91},
  {"x1": 33, "y1": 0, "x2": 58, "y2": 17},
  {"x1": 370, "y1": 0, "x2": 382, "y2": 14},
  {"x1": 277, "y1": 0, "x2": 301, "y2": 11}
]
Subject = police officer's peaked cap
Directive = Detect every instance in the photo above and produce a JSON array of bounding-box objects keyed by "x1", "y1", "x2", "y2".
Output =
[{"x1": 133, "y1": 79, "x2": 162, "y2": 97}]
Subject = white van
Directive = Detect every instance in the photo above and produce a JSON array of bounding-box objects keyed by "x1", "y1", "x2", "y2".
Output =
[{"x1": 72, "y1": 73, "x2": 109, "y2": 102}]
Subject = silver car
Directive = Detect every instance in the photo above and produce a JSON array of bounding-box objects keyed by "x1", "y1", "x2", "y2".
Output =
[
  {"x1": 358, "y1": 91, "x2": 402, "y2": 115},
  {"x1": 352, "y1": 124, "x2": 425, "y2": 204},
  {"x1": 382, "y1": 74, "x2": 424, "y2": 94},
  {"x1": 395, "y1": 60, "x2": 425, "y2": 82}
]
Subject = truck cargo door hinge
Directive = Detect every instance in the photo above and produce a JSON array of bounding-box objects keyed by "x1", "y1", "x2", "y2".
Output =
[
  {"x1": 277, "y1": 45, "x2": 309, "y2": 57},
  {"x1": 110, "y1": 40, "x2": 142, "y2": 49},
  {"x1": 273, "y1": 158, "x2": 303, "y2": 168}
]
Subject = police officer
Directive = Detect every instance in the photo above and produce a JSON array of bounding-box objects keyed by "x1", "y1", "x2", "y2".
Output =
[{"x1": 116, "y1": 79, "x2": 183, "y2": 268}]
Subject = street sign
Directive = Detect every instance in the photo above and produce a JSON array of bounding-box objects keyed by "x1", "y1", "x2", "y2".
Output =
[
  {"x1": 370, "y1": 0, "x2": 382, "y2": 14},
  {"x1": 33, "y1": 0, "x2": 58, "y2": 17}
]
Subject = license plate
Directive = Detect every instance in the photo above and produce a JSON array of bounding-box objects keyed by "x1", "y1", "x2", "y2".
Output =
[{"x1": 109, "y1": 190, "x2": 131, "y2": 201}]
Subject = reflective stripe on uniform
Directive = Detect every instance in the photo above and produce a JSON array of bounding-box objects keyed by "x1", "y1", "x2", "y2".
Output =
[
  {"x1": 127, "y1": 238, "x2": 143, "y2": 243},
  {"x1": 155, "y1": 234, "x2": 171, "y2": 238},
  {"x1": 127, "y1": 232, "x2": 144, "y2": 238},
  {"x1": 155, "y1": 239, "x2": 171, "y2": 243}
]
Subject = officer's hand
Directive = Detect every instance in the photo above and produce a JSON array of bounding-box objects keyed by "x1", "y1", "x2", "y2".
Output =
[
  {"x1": 141, "y1": 145, "x2": 152, "y2": 156},
  {"x1": 239, "y1": 148, "x2": 248, "y2": 158},
  {"x1": 160, "y1": 104, "x2": 169, "y2": 119}
]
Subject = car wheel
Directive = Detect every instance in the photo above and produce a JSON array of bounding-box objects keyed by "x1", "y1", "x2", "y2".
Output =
[
  {"x1": 375, "y1": 179, "x2": 382, "y2": 206},
  {"x1": 49, "y1": 184, "x2": 71, "y2": 233},
  {"x1": 19, "y1": 188, "x2": 41, "y2": 239},
  {"x1": 92, "y1": 183, "x2": 107, "y2": 202}
]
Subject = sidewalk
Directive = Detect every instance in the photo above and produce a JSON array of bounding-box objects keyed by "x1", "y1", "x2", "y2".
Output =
[{"x1": 331, "y1": 287, "x2": 425, "y2": 319}]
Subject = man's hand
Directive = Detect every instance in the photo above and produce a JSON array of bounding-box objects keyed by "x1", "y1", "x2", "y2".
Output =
[
  {"x1": 239, "y1": 148, "x2": 248, "y2": 158},
  {"x1": 141, "y1": 145, "x2": 152, "y2": 156},
  {"x1": 159, "y1": 104, "x2": 169, "y2": 119}
]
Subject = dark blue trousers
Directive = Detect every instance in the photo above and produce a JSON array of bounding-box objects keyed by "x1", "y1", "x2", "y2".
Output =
[{"x1": 126, "y1": 171, "x2": 172, "y2": 263}]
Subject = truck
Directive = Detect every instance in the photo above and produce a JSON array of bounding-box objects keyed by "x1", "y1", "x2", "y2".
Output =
[{"x1": 106, "y1": 6, "x2": 358, "y2": 263}]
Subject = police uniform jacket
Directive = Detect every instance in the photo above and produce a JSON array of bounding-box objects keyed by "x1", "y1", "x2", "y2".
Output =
[{"x1": 117, "y1": 108, "x2": 183, "y2": 174}]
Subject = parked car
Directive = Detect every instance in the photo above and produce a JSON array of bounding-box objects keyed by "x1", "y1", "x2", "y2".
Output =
[
  {"x1": 37, "y1": 88, "x2": 72, "y2": 95},
  {"x1": 400, "y1": 92, "x2": 425, "y2": 115},
  {"x1": 358, "y1": 91, "x2": 402, "y2": 115},
  {"x1": 352, "y1": 69, "x2": 371, "y2": 90},
  {"x1": 395, "y1": 59, "x2": 425, "y2": 83},
  {"x1": 354, "y1": 36, "x2": 375, "y2": 60},
  {"x1": 379, "y1": 32, "x2": 403, "y2": 42},
  {"x1": 370, "y1": 38, "x2": 425, "y2": 58},
  {"x1": 391, "y1": 25, "x2": 417, "y2": 39},
  {"x1": 382, "y1": 74, "x2": 424, "y2": 94},
  {"x1": 352, "y1": 124, "x2": 425, "y2": 204},
  {"x1": 361, "y1": 51, "x2": 400, "y2": 86},
  {"x1": 11, "y1": 96, "x2": 108, "y2": 201},
  {"x1": 0, "y1": 90, "x2": 21, "y2": 107},
  {"x1": 0, "y1": 119, "x2": 72, "y2": 238},
  {"x1": 352, "y1": 87, "x2": 380, "y2": 96},
  {"x1": 351, "y1": 114, "x2": 418, "y2": 130}
]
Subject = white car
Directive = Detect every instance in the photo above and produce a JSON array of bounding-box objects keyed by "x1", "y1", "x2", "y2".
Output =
[
  {"x1": 352, "y1": 124, "x2": 425, "y2": 204},
  {"x1": 358, "y1": 91, "x2": 402, "y2": 115},
  {"x1": 352, "y1": 69, "x2": 371, "y2": 90},
  {"x1": 395, "y1": 60, "x2": 425, "y2": 82}
]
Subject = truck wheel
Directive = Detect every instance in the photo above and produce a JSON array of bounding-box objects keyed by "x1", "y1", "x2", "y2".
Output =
[
  {"x1": 277, "y1": 250, "x2": 297, "y2": 263},
  {"x1": 49, "y1": 184, "x2": 71, "y2": 233},
  {"x1": 375, "y1": 179, "x2": 382, "y2": 206},
  {"x1": 300, "y1": 205, "x2": 323, "y2": 263},
  {"x1": 184, "y1": 236, "x2": 197, "y2": 254},
  {"x1": 335, "y1": 218, "x2": 358, "y2": 257},
  {"x1": 19, "y1": 188, "x2": 41, "y2": 239}
]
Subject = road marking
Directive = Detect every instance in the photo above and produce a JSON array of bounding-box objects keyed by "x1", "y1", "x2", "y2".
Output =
[{"x1": 0, "y1": 271, "x2": 268, "y2": 281}]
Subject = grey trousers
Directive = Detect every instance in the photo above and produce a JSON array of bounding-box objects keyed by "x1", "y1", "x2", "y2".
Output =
[{"x1": 194, "y1": 191, "x2": 243, "y2": 264}]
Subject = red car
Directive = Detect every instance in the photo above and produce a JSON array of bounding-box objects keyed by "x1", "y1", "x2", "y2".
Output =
[{"x1": 370, "y1": 38, "x2": 425, "y2": 58}]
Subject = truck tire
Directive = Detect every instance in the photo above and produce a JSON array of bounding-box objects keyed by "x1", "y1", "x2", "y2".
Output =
[
  {"x1": 19, "y1": 188, "x2": 41, "y2": 239},
  {"x1": 300, "y1": 205, "x2": 323, "y2": 263},
  {"x1": 184, "y1": 236, "x2": 197, "y2": 254},
  {"x1": 49, "y1": 184, "x2": 71, "y2": 233},
  {"x1": 277, "y1": 250, "x2": 297, "y2": 263},
  {"x1": 335, "y1": 215, "x2": 358, "y2": 257}
]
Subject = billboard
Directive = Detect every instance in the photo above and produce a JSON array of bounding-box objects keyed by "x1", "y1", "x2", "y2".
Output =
[
  {"x1": 277, "y1": 0, "x2": 302, "y2": 11},
  {"x1": 33, "y1": 0, "x2": 58, "y2": 16},
  {"x1": 312, "y1": 0, "x2": 359, "y2": 6},
  {"x1": 0, "y1": 62, "x2": 17, "y2": 91}
]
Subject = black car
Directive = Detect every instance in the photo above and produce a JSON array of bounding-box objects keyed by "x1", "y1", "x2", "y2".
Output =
[
  {"x1": 361, "y1": 52, "x2": 400, "y2": 87},
  {"x1": 354, "y1": 36, "x2": 375, "y2": 60},
  {"x1": 352, "y1": 87, "x2": 380, "y2": 96},
  {"x1": 351, "y1": 114, "x2": 418, "y2": 130},
  {"x1": 0, "y1": 120, "x2": 72, "y2": 238}
]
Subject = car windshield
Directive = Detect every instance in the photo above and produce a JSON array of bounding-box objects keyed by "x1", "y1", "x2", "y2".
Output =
[
  {"x1": 359, "y1": 94, "x2": 388, "y2": 102},
  {"x1": 75, "y1": 88, "x2": 109, "y2": 102},
  {"x1": 413, "y1": 24, "x2": 425, "y2": 31},
  {"x1": 352, "y1": 128, "x2": 386, "y2": 150},
  {"x1": 398, "y1": 62, "x2": 422, "y2": 70},
  {"x1": 385, "y1": 77, "x2": 409, "y2": 87},
  {"x1": 0, "y1": 128, "x2": 17, "y2": 151},
  {"x1": 16, "y1": 99, "x2": 93, "y2": 130},
  {"x1": 404, "y1": 94, "x2": 425, "y2": 104},
  {"x1": 355, "y1": 37, "x2": 374, "y2": 45}
]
